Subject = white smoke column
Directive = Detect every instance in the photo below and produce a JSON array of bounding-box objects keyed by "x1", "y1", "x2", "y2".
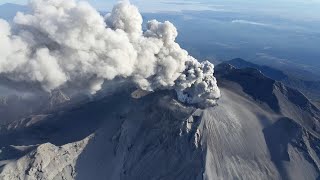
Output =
[{"x1": 0, "y1": 0, "x2": 220, "y2": 107}]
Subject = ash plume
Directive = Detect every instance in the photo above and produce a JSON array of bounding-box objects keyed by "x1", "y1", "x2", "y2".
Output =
[{"x1": 0, "y1": 0, "x2": 220, "y2": 107}]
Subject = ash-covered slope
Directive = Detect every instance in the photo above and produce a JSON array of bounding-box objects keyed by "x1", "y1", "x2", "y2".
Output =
[
  {"x1": 216, "y1": 63, "x2": 320, "y2": 134},
  {"x1": 0, "y1": 89, "x2": 70, "y2": 125},
  {"x1": 0, "y1": 88, "x2": 205, "y2": 180},
  {"x1": 1, "y1": 64, "x2": 320, "y2": 180}
]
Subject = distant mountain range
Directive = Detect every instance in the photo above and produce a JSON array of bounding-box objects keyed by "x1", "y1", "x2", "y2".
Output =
[{"x1": 222, "y1": 58, "x2": 320, "y2": 102}]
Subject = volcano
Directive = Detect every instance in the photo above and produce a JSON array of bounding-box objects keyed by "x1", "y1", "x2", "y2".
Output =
[{"x1": 0, "y1": 62, "x2": 319, "y2": 180}]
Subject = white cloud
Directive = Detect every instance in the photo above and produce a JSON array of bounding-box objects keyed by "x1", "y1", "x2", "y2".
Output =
[
  {"x1": 231, "y1": 20, "x2": 271, "y2": 27},
  {"x1": 0, "y1": 0, "x2": 221, "y2": 107}
]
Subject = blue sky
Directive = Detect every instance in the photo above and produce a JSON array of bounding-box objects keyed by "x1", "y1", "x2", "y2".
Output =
[
  {"x1": 0, "y1": 0, "x2": 213, "y2": 12},
  {"x1": 1, "y1": 0, "x2": 320, "y2": 21},
  {"x1": 0, "y1": 0, "x2": 228, "y2": 14}
]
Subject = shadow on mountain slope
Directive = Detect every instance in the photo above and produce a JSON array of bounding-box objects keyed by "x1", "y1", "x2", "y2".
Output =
[
  {"x1": 0, "y1": 90, "x2": 141, "y2": 163},
  {"x1": 263, "y1": 117, "x2": 320, "y2": 180},
  {"x1": 224, "y1": 58, "x2": 320, "y2": 101}
]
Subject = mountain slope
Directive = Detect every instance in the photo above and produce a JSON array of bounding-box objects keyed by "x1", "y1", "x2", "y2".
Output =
[
  {"x1": 0, "y1": 64, "x2": 319, "y2": 180},
  {"x1": 216, "y1": 63, "x2": 320, "y2": 134}
]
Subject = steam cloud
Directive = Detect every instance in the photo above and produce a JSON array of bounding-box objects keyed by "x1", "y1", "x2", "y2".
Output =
[{"x1": 0, "y1": 0, "x2": 220, "y2": 107}]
